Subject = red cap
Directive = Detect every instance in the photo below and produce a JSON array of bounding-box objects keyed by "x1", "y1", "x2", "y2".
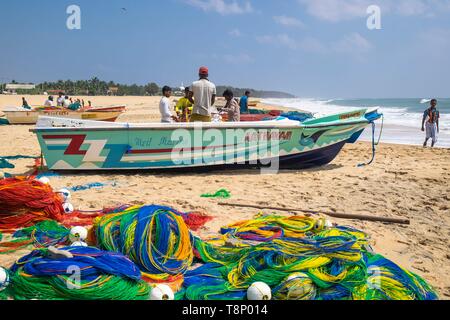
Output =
[{"x1": 199, "y1": 66, "x2": 209, "y2": 75}]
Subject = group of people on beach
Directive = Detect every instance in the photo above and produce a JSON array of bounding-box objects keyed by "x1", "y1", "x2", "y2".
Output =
[
  {"x1": 159, "y1": 66, "x2": 251, "y2": 123},
  {"x1": 21, "y1": 93, "x2": 92, "y2": 111}
]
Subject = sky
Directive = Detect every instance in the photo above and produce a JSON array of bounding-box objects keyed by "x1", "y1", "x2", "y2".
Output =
[{"x1": 0, "y1": 0, "x2": 449, "y2": 98}]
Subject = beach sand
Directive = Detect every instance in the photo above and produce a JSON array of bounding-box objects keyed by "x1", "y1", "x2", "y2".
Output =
[{"x1": 1, "y1": 95, "x2": 449, "y2": 299}]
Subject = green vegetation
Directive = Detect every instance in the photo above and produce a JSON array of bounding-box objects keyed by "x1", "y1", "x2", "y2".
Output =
[{"x1": 0, "y1": 77, "x2": 294, "y2": 98}]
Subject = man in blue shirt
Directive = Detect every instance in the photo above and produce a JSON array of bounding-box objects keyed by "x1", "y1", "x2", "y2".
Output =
[
  {"x1": 240, "y1": 91, "x2": 251, "y2": 114},
  {"x1": 422, "y1": 99, "x2": 440, "y2": 148}
]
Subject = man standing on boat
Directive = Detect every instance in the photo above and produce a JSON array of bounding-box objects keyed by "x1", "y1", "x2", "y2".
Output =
[
  {"x1": 422, "y1": 99, "x2": 440, "y2": 148},
  {"x1": 190, "y1": 66, "x2": 216, "y2": 122}
]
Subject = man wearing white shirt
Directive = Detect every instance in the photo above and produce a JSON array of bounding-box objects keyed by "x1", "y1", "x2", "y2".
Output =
[
  {"x1": 159, "y1": 86, "x2": 177, "y2": 123},
  {"x1": 56, "y1": 92, "x2": 65, "y2": 107},
  {"x1": 44, "y1": 96, "x2": 55, "y2": 107},
  {"x1": 63, "y1": 96, "x2": 71, "y2": 108}
]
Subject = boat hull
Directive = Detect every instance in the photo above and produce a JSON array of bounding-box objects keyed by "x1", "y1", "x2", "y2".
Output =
[
  {"x1": 4, "y1": 109, "x2": 123, "y2": 124},
  {"x1": 31, "y1": 109, "x2": 381, "y2": 171}
]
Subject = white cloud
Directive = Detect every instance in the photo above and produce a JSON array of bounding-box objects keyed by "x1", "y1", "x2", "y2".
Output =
[
  {"x1": 256, "y1": 34, "x2": 299, "y2": 50},
  {"x1": 184, "y1": 0, "x2": 253, "y2": 15},
  {"x1": 298, "y1": 0, "x2": 370, "y2": 22},
  {"x1": 298, "y1": 0, "x2": 450, "y2": 22},
  {"x1": 212, "y1": 52, "x2": 253, "y2": 64},
  {"x1": 273, "y1": 15, "x2": 304, "y2": 28},
  {"x1": 332, "y1": 32, "x2": 373, "y2": 53},
  {"x1": 223, "y1": 53, "x2": 254, "y2": 64},
  {"x1": 229, "y1": 28, "x2": 242, "y2": 37},
  {"x1": 257, "y1": 32, "x2": 373, "y2": 57}
]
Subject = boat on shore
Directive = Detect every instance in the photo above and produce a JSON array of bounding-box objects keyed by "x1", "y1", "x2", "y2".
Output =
[
  {"x1": 31, "y1": 108, "x2": 382, "y2": 171},
  {"x1": 2, "y1": 106, "x2": 126, "y2": 124}
]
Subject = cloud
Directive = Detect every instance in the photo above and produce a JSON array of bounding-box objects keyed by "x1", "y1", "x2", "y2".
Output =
[
  {"x1": 256, "y1": 34, "x2": 299, "y2": 50},
  {"x1": 257, "y1": 32, "x2": 373, "y2": 57},
  {"x1": 223, "y1": 53, "x2": 254, "y2": 64},
  {"x1": 332, "y1": 32, "x2": 373, "y2": 53},
  {"x1": 297, "y1": 0, "x2": 450, "y2": 22},
  {"x1": 229, "y1": 28, "x2": 242, "y2": 37},
  {"x1": 298, "y1": 0, "x2": 369, "y2": 22},
  {"x1": 273, "y1": 15, "x2": 305, "y2": 28},
  {"x1": 184, "y1": 0, "x2": 253, "y2": 15},
  {"x1": 212, "y1": 53, "x2": 254, "y2": 64}
]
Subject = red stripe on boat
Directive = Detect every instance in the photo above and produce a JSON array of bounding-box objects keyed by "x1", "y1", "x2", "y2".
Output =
[
  {"x1": 129, "y1": 144, "x2": 236, "y2": 155},
  {"x1": 43, "y1": 134, "x2": 87, "y2": 155}
]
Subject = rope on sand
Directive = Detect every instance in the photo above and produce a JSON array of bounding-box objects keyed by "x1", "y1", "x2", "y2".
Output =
[
  {"x1": 201, "y1": 189, "x2": 231, "y2": 199},
  {"x1": 0, "y1": 155, "x2": 39, "y2": 169},
  {"x1": 1, "y1": 246, "x2": 150, "y2": 300}
]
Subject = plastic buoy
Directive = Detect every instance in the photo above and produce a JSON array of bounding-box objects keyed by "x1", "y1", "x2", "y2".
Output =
[
  {"x1": 149, "y1": 284, "x2": 174, "y2": 300},
  {"x1": 247, "y1": 282, "x2": 272, "y2": 301}
]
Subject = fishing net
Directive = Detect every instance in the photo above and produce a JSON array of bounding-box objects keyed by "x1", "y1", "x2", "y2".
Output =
[
  {"x1": 1, "y1": 246, "x2": 149, "y2": 300},
  {"x1": 93, "y1": 205, "x2": 194, "y2": 291},
  {"x1": 179, "y1": 214, "x2": 438, "y2": 301}
]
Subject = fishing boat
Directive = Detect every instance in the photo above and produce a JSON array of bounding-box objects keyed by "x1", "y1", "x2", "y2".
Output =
[
  {"x1": 2, "y1": 106, "x2": 126, "y2": 124},
  {"x1": 31, "y1": 108, "x2": 382, "y2": 171},
  {"x1": 221, "y1": 109, "x2": 314, "y2": 122}
]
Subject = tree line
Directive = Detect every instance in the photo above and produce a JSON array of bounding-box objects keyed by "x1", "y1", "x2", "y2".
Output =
[{"x1": 1, "y1": 77, "x2": 294, "y2": 98}]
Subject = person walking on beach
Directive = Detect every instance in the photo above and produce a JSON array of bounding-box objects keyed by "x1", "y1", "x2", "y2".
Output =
[
  {"x1": 422, "y1": 99, "x2": 440, "y2": 148},
  {"x1": 160, "y1": 86, "x2": 177, "y2": 123},
  {"x1": 190, "y1": 66, "x2": 216, "y2": 122},
  {"x1": 240, "y1": 90, "x2": 251, "y2": 114},
  {"x1": 222, "y1": 89, "x2": 240, "y2": 122}
]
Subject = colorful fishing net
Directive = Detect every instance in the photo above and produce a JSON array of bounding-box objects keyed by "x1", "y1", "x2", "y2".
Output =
[
  {"x1": 0, "y1": 221, "x2": 69, "y2": 254},
  {"x1": 178, "y1": 214, "x2": 438, "y2": 301},
  {"x1": 1, "y1": 246, "x2": 149, "y2": 300},
  {"x1": 0, "y1": 177, "x2": 101, "y2": 232},
  {"x1": 93, "y1": 205, "x2": 194, "y2": 290}
]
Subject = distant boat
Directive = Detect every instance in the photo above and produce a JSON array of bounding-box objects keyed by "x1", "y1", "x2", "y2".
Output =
[
  {"x1": 2, "y1": 106, "x2": 126, "y2": 124},
  {"x1": 31, "y1": 108, "x2": 382, "y2": 171}
]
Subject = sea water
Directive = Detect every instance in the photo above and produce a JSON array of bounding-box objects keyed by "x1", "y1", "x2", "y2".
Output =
[{"x1": 262, "y1": 98, "x2": 450, "y2": 148}]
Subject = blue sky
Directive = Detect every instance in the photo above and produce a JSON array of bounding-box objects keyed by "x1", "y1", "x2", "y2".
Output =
[{"x1": 0, "y1": 0, "x2": 449, "y2": 98}]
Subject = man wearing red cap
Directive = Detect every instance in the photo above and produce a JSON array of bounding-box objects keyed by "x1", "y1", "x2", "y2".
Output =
[{"x1": 190, "y1": 66, "x2": 217, "y2": 122}]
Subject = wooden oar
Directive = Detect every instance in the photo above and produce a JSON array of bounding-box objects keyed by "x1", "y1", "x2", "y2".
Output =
[{"x1": 218, "y1": 202, "x2": 410, "y2": 225}]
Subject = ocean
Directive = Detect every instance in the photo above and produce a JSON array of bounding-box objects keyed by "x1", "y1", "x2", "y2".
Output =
[{"x1": 262, "y1": 98, "x2": 450, "y2": 148}]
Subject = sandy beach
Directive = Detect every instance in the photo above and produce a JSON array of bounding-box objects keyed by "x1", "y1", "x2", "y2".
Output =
[{"x1": 1, "y1": 95, "x2": 449, "y2": 299}]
